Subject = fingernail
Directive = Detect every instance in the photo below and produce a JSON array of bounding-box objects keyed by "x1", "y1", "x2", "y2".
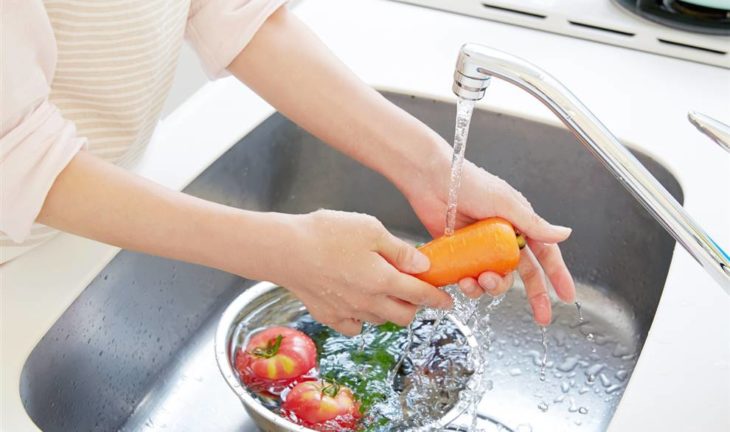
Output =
[
  {"x1": 411, "y1": 250, "x2": 430, "y2": 273},
  {"x1": 553, "y1": 225, "x2": 572, "y2": 238},
  {"x1": 479, "y1": 274, "x2": 499, "y2": 294}
]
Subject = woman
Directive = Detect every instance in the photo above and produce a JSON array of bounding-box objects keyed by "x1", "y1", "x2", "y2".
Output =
[{"x1": 1, "y1": 0, "x2": 575, "y2": 335}]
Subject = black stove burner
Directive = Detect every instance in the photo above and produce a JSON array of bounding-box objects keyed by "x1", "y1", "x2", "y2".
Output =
[{"x1": 614, "y1": 0, "x2": 730, "y2": 35}]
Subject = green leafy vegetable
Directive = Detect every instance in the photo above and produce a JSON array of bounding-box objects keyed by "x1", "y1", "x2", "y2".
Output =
[{"x1": 376, "y1": 322, "x2": 403, "y2": 332}]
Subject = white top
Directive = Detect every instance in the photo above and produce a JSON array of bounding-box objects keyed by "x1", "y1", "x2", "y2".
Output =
[{"x1": 0, "y1": 0, "x2": 286, "y2": 261}]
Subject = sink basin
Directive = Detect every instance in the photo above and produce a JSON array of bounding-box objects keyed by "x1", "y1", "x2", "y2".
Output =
[{"x1": 19, "y1": 92, "x2": 682, "y2": 431}]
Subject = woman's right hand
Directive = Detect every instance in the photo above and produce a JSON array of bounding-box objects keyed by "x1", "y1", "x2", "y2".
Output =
[
  {"x1": 273, "y1": 210, "x2": 453, "y2": 336},
  {"x1": 33, "y1": 154, "x2": 447, "y2": 339}
]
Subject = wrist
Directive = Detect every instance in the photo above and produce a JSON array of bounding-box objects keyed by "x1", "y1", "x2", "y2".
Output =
[
  {"x1": 212, "y1": 209, "x2": 298, "y2": 281},
  {"x1": 391, "y1": 126, "x2": 452, "y2": 202}
]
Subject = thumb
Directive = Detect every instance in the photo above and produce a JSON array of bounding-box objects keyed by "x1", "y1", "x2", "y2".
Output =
[{"x1": 377, "y1": 233, "x2": 431, "y2": 274}]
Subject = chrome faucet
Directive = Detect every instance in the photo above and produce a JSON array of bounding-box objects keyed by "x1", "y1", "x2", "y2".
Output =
[
  {"x1": 688, "y1": 111, "x2": 730, "y2": 154},
  {"x1": 452, "y1": 43, "x2": 730, "y2": 293}
]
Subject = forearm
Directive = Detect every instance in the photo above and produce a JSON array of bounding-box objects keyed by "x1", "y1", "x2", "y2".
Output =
[
  {"x1": 228, "y1": 7, "x2": 450, "y2": 196},
  {"x1": 37, "y1": 151, "x2": 290, "y2": 280}
]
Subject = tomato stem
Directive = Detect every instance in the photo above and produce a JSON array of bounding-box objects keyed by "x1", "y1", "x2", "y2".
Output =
[
  {"x1": 321, "y1": 380, "x2": 341, "y2": 398},
  {"x1": 251, "y1": 334, "x2": 283, "y2": 358}
]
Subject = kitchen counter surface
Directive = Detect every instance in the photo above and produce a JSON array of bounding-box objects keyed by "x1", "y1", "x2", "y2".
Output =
[{"x1": 2, "y1": 0, "x2": 729, "y2": 430}]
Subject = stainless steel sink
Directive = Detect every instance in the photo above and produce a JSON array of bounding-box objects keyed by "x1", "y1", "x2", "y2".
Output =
[{"x1": 19, "y1": 93, "x2": 682, "y2": 432}]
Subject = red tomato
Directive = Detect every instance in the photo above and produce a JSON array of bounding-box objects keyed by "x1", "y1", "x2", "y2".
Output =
[
  {"x1": 235, "y1": 326, "x2": 316, "y2": 393},
  {"x1": 281, "y1": 380, "x2": 361, "y2": 431}
]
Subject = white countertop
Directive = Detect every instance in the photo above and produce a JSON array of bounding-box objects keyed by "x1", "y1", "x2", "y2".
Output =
[{"x1": 2, "y1": 0, "x2": 729, "y2": 430}]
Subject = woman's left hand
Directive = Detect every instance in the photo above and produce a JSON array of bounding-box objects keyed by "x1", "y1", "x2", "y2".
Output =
[{"x1": 404, "y1": 158, "x2": 576, "y2": 326}]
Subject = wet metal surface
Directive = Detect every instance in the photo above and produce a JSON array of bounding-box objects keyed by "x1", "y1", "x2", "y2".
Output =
[{"x1": 20, "y1": 93, "x2": 681, "y2": 431}]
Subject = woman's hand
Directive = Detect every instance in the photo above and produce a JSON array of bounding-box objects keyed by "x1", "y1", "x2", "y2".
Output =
[
  {"x1": 35, "y1": 155, "x2": 448, "y2": 338},
  {"x1": 272, "y1": 210, "x2": 453, "y2": 336},
  {"x1": 404, "y1": 159, "x2": 576, "y2": 326},
  {"x1": 228, "y1": 6, "x2": 572, "y2": 326}
]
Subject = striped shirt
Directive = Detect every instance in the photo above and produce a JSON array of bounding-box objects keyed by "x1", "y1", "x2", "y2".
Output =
[{"x1": 0, "y1": 0, "x2": 286, "y2": 262}]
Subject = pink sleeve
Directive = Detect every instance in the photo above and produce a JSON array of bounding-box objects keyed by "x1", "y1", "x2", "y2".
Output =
[
  {"x1": 0, "y1": 1, "x2": 86, "y2": 243},
  {"x1": 185, "y1": 0, "x2": 288, "y2": 78}
]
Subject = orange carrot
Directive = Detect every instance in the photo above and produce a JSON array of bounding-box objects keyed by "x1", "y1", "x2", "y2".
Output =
[{"x1": 415, "y1": 217, "x2": 525, "y2": 287}]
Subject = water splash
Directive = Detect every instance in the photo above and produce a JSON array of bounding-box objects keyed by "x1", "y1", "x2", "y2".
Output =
[
  {"x1": 397, "y1": 97, "x2": 480, "y2": 428},
  {"x1": 465, "y1": 293, "x2": 505, "y2": 431},
  {"x1": 388, "y1": 323, "x2": 414, "y2": 386}
]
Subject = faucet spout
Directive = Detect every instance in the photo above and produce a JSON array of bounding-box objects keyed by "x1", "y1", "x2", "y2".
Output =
[{"x1": 453, "y1": 43, "x2": 730, "y2": 293}]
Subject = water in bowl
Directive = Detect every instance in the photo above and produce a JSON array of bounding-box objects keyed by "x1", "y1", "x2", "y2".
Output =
[{"x1": 230, "y1": 310, "x2": 477, "y2": 431}]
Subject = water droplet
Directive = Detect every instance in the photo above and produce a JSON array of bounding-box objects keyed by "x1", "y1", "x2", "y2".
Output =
[
  {"x1": 599, "y1": 372, "x2": 612, "y2": 387},
  {"x1": 539, "y1": 326, "x2": 548, "y2": 382},
  {"x1": 578, "y1": 406, "x2": 589, "y2": 414},
  {"x1": 613, "y1": 344, "x2": 633, "y2": 358},
  {"x1": 509, "y1": 367, "x2": 523, "y2": 376},
  {"x1": 561, "y1": 381, "x2": 571, "y2": 393},
  {"x1": 586, "y1": 363, "x2": 605, "y2": 383},
  {"x1": 606, "y1": 384, "x2": 623, "y2": 394},
  {"x1": 557, "y1": 356, "x2": 580, "y2": 372},
  {"x1": 537, "y1": 401, "x2": 549, "y2": 412},
  {"x1": 568, "y1": 397, "x2": 579, "y2": 412}
]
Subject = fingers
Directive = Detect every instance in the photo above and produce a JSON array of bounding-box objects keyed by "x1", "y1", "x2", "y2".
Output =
[
  {"x1": 528, "y1": 239, "x2": 575, "y2": 303},
  {"x1": 385, "y1": 266, "x2": 453, "y2": 309},
  {"x1": 518, "y1": 246, "x2": 552, "y2": 326},
  {"x1": 458, "y1": 277, "x2": 483, "y2": 299},
  {"x1": 377, "y1": 296, "x2": 418, "y2": 327},
  {"x1": 492, "y1": 180, "x2": 572, "y2": 244},
  {"x1": 459, "y1": 273, "x2": 507, "y2": 297},
  {"x1": 309, "y1": 303, "x2": 380, "y2": 333},
  {"x1": 376, "y1": 232, "x2": 430, "y2": 274},
  {"x1": 332, "y1": 318, "x2": 363, "y2": 337},
  {"x1": 478, "y1": 271, "x2": 514, "y2": 297},
  {"x1": 459, "y1": 272, "x2": 514, "y2": 299},
  {"x1": 459, "y1": 272, "x2": 516, "y2": 300},
  {"x1": 353, "y1": 311, "x2": 387, "y2": 325}
]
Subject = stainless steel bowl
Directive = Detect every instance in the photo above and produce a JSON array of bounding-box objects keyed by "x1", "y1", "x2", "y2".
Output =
[{"x1": 214, "y1": 281, "x2": 481, "y2": 432}]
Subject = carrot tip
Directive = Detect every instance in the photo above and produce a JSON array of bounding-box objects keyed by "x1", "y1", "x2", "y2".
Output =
[{"x1": 516, "y1": 233, "x2": 527, "y2": 250}]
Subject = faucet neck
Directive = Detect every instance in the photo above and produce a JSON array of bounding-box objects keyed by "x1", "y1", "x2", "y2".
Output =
[{"x1": 452, "y1": 43, "x2": 730, "y2": 292}]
